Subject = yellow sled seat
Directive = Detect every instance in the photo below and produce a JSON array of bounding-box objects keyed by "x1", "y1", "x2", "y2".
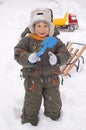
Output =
[{"x1": 53, "y1": 12, "x2": 68, "y2": 26}]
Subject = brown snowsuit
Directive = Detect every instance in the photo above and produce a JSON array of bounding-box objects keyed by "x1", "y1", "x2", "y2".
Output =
[{"x1": 14, "y1": 33, "x2": 70, "y2": 125}]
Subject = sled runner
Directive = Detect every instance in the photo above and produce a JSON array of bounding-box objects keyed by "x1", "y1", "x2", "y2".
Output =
[{"x1": 60, "y1": 42, "x2": 86, "y2": 78}]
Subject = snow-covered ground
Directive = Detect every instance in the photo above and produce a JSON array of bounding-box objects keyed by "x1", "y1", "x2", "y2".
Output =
[{"x1": 0, "y1": 0, "x2": 86, "y2": 130}]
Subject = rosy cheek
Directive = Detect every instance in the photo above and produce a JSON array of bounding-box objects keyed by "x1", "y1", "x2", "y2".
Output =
[{"x1": 34, "y1": 28, "x2": 39, "y2": 33}]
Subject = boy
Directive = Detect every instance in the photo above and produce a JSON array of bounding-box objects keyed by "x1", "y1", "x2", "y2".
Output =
[{"x1": 14, "y1": 8, "x2": 70, "y2": 126}]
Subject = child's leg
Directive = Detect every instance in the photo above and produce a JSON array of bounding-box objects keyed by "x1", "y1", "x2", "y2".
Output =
[
  {"x1": 43, "y1": 76, "x2": 62, "y2": 120},
  {"x1": 21, "y1": 78, "x2": 43, "y2": 125}
]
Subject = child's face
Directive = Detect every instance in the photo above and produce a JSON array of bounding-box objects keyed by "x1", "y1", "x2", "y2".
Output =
[{"x1": 34, "y1": 22, "x2": 49, "y2": 37}]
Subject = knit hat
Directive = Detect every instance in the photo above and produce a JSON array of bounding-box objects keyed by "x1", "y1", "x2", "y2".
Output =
[{"x1": 29, "y1": 8, "x2": 54, "y2": 36}]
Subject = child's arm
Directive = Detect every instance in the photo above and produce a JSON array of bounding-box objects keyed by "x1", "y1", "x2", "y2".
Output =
[
  {"x1": 14, "y1": 36, "x2": 35, "y2": 68},
  {"x1": 55, "y1": 38, "x2": 71, "y2": 66}
]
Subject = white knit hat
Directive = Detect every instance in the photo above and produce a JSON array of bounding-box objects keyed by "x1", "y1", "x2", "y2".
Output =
[{"x1": 29, "y1": 8, "x2": 54, "y2": 36}]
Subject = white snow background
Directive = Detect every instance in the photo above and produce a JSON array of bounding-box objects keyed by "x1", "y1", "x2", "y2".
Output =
[{"x1": 0, "y1": 0, "x2": 86, "y2": 130}]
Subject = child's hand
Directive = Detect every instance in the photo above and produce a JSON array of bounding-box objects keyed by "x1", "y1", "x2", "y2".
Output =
[
  {"x1": 48, "y1": 51, "x2": 58, "y2": 66},
  {"x1": 28, "y1": 53, "x2": 41, "y2": 64}
]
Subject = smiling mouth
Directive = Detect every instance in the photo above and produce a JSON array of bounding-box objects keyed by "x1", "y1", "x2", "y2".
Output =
[{"x1": 39, "y1": 33, "x2": 45, "y2": 35}]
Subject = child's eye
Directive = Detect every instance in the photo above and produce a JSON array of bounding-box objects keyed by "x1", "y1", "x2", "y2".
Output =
[
  {"x1": 44, "y1": 25, "x2": 48, "y2": 27},
  {"x1": 37, "y1": 25, "x2": 41, "y2": 27},
  {"x1": 44, "y1": 25, "x2": 48, "y2": 28}
]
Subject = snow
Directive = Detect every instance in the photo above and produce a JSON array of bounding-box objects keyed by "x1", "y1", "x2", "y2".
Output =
[{"x1": 0, "y1": 0, "x2": 86, "y2": 130}]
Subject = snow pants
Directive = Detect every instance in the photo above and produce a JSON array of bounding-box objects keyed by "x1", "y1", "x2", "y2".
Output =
[{"x1": 21, "y1": 75, "x2": 62, "y2": 125}]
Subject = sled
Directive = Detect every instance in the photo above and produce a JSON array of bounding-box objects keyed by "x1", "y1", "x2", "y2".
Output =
[{"x1": 60, "y1": 42, "x2": 86, "y2": 78}]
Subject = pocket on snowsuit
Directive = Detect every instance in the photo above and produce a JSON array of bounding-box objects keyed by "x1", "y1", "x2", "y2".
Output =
[
  {"x1": 50, "y1": 75, "x2": 60, "y2": 88},
  {"x1": 24, "y1": 78, "x2": 35, "y2": 91}
]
